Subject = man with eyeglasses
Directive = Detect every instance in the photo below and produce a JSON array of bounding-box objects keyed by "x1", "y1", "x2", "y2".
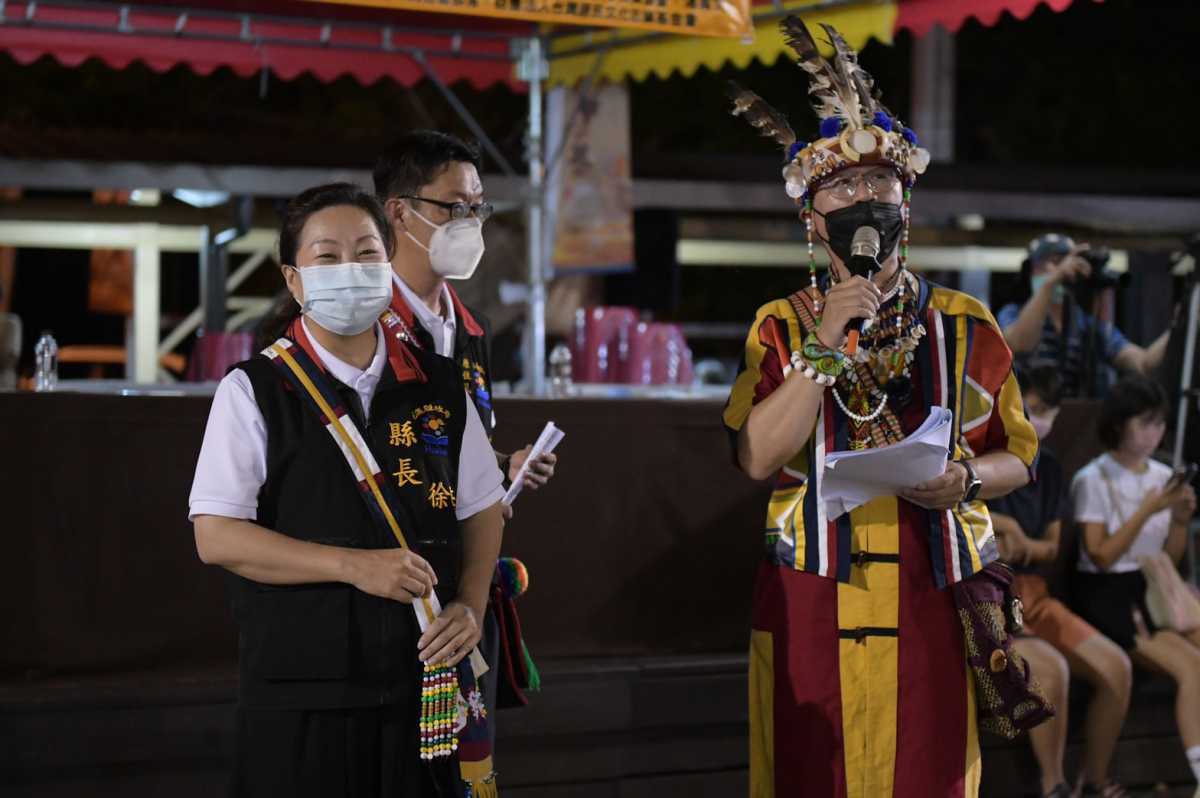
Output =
[
  {"x1": 373, "y1": 130, "x2": 557, "y2": 488},
  {"x1": 373, "y1": 130, "x2": 557, "y2": 774},
  {"x1": 725, "y1": 21, "x2": 1040, "y2": 796},
  {"x1": 818, "y1": 167, "x2": 899, "y2": 202}
]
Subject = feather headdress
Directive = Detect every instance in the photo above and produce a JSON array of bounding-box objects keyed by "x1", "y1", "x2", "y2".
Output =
[
  {"x1": 727, "y1": 83, "x2": 796, "y2": 151},
  {"x1": 729, "y1": 16, "x2": 931, "y2": 202}
]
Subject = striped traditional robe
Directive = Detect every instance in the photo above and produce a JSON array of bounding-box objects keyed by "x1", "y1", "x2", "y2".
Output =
[{"x1": 724, "y1": 276, "x2": 1038, "y2": 798}]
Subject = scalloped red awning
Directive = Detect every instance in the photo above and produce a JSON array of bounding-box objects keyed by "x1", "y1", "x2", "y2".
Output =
[
  {"x1": 0, "y1": 0, "x2": 1092, "y2": 89},
  {"x1": 0, "y1": 0, "x2": 529, "y2": 89},
  {"x1": 895, "y1": 0, "x2": 1088, "y2": 38}
]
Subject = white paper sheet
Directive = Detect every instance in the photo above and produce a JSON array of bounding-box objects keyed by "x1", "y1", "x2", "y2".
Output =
[
  {"x1": 821, "y1": 406, "x2": 953, "y2": 520},
  {"x1": 502, "y1": 421, "x2": 565, "y2": 506}
]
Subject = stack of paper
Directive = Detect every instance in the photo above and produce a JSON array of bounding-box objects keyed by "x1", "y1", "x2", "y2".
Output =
[
  {"x1": 502, "y1": 421, "x2": 566, "y2": 506},
  {"x1": 822, "y1": 407, "x2": 953, "y2": 520}
]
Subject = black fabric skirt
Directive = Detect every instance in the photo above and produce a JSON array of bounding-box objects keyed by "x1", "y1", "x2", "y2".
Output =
[
  {"x1": 1070, "y1": 569, "x2": 1156, "y2": 651},
  {"x1": 229, "y1": 700, "x2": 458, "y2": 798}
]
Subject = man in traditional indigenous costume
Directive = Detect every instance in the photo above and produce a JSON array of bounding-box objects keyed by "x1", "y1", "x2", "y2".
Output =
[{"x1": 722, "y1": 19, "x2": 1040, "y2": 798}]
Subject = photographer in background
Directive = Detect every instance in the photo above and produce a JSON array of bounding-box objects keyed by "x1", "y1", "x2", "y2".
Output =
[{"x1": 998, "y1": 234, "x2": 1170, "y2": 399}]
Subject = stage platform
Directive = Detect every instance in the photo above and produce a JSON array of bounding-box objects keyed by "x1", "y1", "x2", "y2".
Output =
[
  {"x1": 3, "y1": 391, "x2": 1192, "y2": 795},
  {"x1": 0, "y1": 656, "x2": 1194, "y2": 797}
]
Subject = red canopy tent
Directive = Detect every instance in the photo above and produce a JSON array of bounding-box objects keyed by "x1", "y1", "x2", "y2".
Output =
[
  {"x1": 0, "y1": 0, "x2": 556, "y2": 384},
  {"x1": 0, "y1": 0, "x2": 528, "y2": 88},
  {"x1": 0, "y1": 0, "x2": 1089, "y2": 90},
  {"x1": 897, "y1": 0, "x2": 1079, "y2": 37},
  {"x1": 0, "y1": 0, "x2": 1090, "y2": 387}
]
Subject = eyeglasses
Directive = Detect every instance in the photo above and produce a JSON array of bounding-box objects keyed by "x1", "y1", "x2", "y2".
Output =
[
  {"x1": 819, "y1": 171, "x2": 900, "y2": 201},
  {"x1": 403, "y1": 195, "x2": 494, "y2": 222}
]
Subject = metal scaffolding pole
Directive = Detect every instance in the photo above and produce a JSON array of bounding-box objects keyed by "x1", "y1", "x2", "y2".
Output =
[
  {"x1": 1172, "y1": 281, "x2": 1200, "y2": 582},
  {"x1": 518, "y1": 37, "x2": 548, "y2": 396},
  {"x1": 911, "y1": 25, "x2": 955, "y2": 164},
  {"x1": 130, "y1": 224, "x2": 162, "y2": 383},
  {"x1": 198, "y1": 226, "x2": 228, "y2": 333}
]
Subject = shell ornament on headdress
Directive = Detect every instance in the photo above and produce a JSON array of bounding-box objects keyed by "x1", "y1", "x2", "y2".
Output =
[{"x1": 730, "y1": 17, "x2": 932, "y2": 202}]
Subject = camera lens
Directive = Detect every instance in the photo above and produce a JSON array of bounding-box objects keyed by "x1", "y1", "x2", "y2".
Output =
[{"x1": 1081, "y1": 247, "x2": 1111, "y2": 269}]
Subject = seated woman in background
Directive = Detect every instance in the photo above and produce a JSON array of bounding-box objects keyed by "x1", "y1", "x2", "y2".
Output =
[
  {"x1": 1071, "y1": 375, "x2": 1200, "y2": 798},
  {"x1": 989, "y1": 366, "x2": 1132, "y2": 798}
]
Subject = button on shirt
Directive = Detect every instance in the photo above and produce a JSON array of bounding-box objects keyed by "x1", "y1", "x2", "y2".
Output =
[
  {"x1": 188, "y1": 317, "x2": 504, "y2": 523},
  {"x1": 393, "y1": 274, "x2": 457, "y2": 358}
]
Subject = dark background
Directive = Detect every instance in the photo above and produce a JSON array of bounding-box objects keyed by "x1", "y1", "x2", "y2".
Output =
[
  {"x1": 2, "y1": 0, "x2": 1198, "y2": 376},
  {"x1": 2, "y1": 1, "x2": 1197, "y2": 178}
]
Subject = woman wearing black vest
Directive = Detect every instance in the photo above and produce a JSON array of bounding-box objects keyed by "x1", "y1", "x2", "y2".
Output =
[{"x1": 189, "y1": 183, "x2": 505, "y2": 797}]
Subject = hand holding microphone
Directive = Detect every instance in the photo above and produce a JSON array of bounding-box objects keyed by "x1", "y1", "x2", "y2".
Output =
[
  {"x1": 816, "y1": 226, "x2": 882, "y2": 353},
  {"x1": 844, "y1": 227, "x2": 882, "y2": 357}
]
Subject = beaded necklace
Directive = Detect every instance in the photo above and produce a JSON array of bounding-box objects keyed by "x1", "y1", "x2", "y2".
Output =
[{"x1": 822, "y1": 270, "x2": 924, "y2": 448}]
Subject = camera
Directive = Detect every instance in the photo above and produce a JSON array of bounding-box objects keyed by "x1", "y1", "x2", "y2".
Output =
[
  {"x1": 1068, "y1": 246, "x2": 1123, "y2": 309},
  {"x1": 1078, "y1": 247, "x2": 1122, "y2": 288}
]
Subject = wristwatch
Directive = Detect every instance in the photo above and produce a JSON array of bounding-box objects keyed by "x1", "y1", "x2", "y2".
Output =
[{"x1": 957, "y1": 459, "x2": 982, "y2": 503}]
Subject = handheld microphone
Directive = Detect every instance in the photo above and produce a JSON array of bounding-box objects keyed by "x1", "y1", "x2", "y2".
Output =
[{"x1": 844, "y1": 226, "x2": 881, "y2": 358}]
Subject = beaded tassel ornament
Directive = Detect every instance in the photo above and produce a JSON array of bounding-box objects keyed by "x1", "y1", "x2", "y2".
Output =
[
  {"x1": 804, "y1": 199, "x2": 821, "y2": 315},
  {"x1": 420, "y1": 661, "x2": 460, "y2": 761},
  {"x1": 894, "y1": 183, "x2": 912, "y2": 333}
]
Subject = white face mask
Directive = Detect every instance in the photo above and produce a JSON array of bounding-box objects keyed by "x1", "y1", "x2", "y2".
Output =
[
  {"x1": 1028, "y1": 408, "x2": 1058, "y2": 440},
  {"x1": 406, "y1": 204, "x2": 485, "y2": 280},
  {"x1": 1030, "y1": 273, "x2": 1066, "y2": 304},
  {"x1": 293, "y1": 262, "x2": 392, "y2": 336}
]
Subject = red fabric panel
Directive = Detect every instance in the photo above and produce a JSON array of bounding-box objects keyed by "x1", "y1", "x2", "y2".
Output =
[
  {"x1": 0, "y1": 0, "x2": 522, "y2": 89},
  {"x1": 896, "y1": 0, "x2": 1084, "y2": 38},
  {"x1": 751, "y1": 562, "x2": 847, "y2": 798},
  {"x1": 892, "y1": 500, "x2": 970, "y2": 797},
  {"x1": 751, "y1": 316, "x2": 788, "y2": 406}
]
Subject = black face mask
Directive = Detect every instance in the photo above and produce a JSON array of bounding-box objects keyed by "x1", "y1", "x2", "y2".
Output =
[{"x1": 815, "y1": 200, "x2": 904, "y2": 273}]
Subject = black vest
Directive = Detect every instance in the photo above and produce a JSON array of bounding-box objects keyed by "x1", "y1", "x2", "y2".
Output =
[
  {"x1": 227, "y1": 345, "x2": 467, "y2": 709},
  {"x1": 410, "y1": 303, "x2": 494, "y2": 439}
]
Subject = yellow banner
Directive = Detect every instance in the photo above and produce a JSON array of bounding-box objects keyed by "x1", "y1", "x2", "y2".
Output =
[
  {"x1": 306, "y1": 0, "x2": 752, "y2": 38},
  {"x1": 548, "y1": 0, "x2": 896, "y2": 86}
]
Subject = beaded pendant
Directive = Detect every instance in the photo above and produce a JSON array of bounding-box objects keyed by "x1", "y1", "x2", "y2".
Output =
[
  {"x1": 833, "y1": 271, "x2": 923, "y2": 448},
  {"x1": 420, "y1": 661, "x2": 460, "y2": 761}
]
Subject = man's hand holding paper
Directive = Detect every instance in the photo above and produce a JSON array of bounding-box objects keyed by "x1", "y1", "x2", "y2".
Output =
[
  {"x1": 821, "y1": 407, "x2": 954, "y2": 520},
  {"x1": 502, "y1": 422, "x2": 565, "y2": 508},
  {"x1": 899, "y1": 462, "x2": 971, "y2": 510}
]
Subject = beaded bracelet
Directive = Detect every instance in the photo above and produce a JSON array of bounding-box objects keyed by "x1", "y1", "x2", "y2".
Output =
[
  {"x1": 802, "y1": 332, "x2": 846, "y2": 378},
  {"x1": 788, "y1": 350, "x2": 836, "y2": 386},
  {"x1": 784, "y1": 332, "x2": 846, "y2": 387}
]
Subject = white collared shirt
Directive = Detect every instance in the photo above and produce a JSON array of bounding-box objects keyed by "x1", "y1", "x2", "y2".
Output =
[
  {"x1": 391, "y1": 273, "x2": 497, "y2": 430},
  {"x1": 188, "y1": 317, "x2": 504, "y2": 523},
  {"x1": 1073, "y1": 453, "x2": 1174, "y2": 574},
  {"x1": 393, "y1": 273, "x2": 457, "y2": 358}
]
